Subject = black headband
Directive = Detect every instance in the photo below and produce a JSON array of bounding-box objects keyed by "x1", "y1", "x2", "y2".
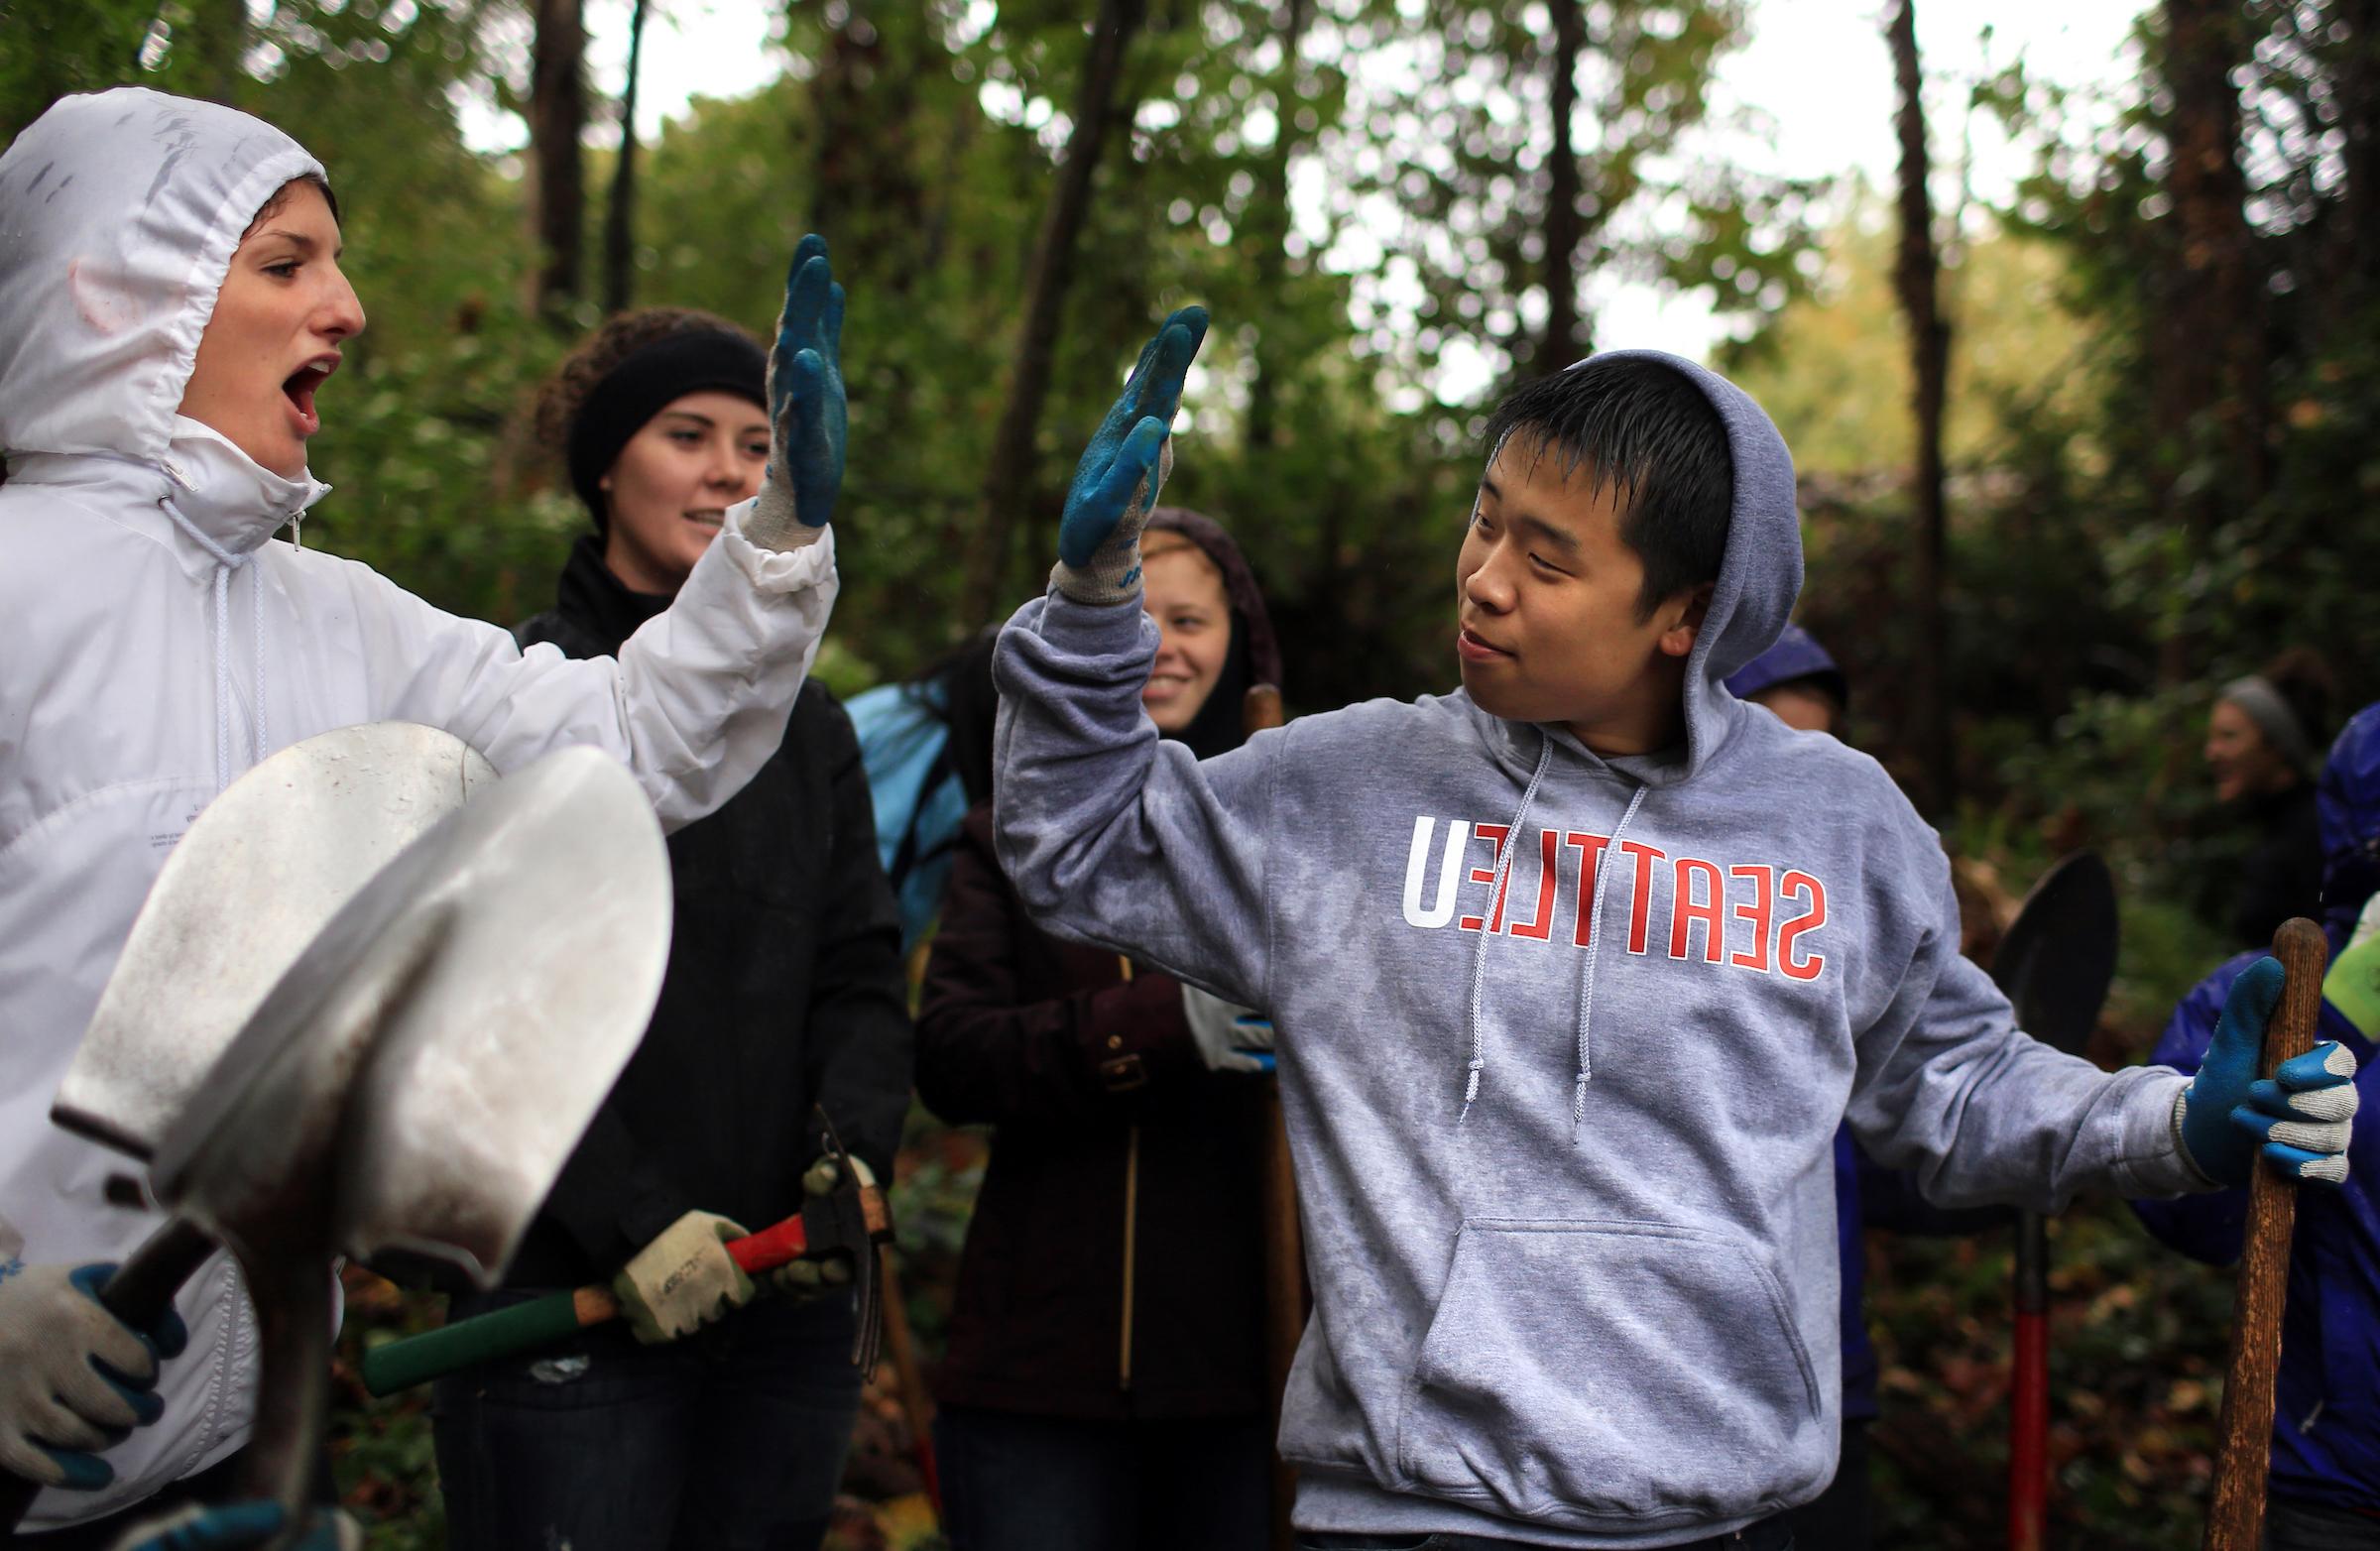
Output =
[{"x1": 565, "y1": 328, "x2": 769, "y2": 530}]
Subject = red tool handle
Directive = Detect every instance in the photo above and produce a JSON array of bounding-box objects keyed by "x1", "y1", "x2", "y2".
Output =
[
  {"x1": 2008, "y1": 1305, "x2": 2049, "y2": 1550},
  {"x1": 728, "y1": 1213, "x2": 813, "y2": 1274}
]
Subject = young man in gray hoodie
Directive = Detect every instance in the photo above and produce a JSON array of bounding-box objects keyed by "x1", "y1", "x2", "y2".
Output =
[{"x1": 987, "y1": 308, "x2": 2361, "y2": 1549}]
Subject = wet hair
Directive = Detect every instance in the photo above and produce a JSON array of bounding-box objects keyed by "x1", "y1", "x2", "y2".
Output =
[
  {"x1": 534, "y1": 306, "x2": 763, "y2": 457},
  {"x1": 1482, "y1": 355, "x2": 1733, "y2": 621},
  {"x1": 241, "y1": 175, "x2": 341, "y2": 241}
]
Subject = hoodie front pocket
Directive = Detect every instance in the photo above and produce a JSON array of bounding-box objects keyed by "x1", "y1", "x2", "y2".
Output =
[{"x1": 1395, "y1": 1219, "x2": 1826, "y2": 1526}]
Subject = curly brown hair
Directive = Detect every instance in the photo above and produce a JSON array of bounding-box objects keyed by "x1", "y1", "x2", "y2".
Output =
[{"x1": 535, "y1": 307, "x2": 765, "y2": 458}]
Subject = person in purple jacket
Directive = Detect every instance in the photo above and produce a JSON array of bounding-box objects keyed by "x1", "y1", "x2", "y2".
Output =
[{"x1": 2133, "y1": 701, "x2": 2380, "y2": 1551}]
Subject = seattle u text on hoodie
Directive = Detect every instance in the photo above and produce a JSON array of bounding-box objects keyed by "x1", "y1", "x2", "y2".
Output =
[{"x1": 989, "y1": 352, "x2": 2205, "y2": 1547}]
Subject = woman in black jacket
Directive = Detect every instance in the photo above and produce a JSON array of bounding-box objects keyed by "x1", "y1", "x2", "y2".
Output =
[
  {"x1": 430, "y1": 307, "x2": 913, "y2": 1551},
  {"x1": 917, "y1": 510, "x2": 1286, "y2": 1551}
]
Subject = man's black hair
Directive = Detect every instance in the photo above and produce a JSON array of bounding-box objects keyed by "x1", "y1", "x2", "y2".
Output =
[{"x1": 1481, "y1": 355, "x2": 1733, "y2": 620}]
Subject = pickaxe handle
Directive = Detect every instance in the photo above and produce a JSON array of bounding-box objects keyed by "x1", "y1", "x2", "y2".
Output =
[
  {"x1": 359, "y1": 1195, "x2": 882, "y2": 1396},
  {"x1": 2201, "y1": 916, "x2": 2327, "y2": 1551}
]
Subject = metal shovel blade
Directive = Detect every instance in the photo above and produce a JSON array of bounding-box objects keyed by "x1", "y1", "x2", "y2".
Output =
[
  {"x1": 1991, "y1": 849, "x2": 2120, "y2": 1055},
  {"x1": 57, "y1": 723, "x2": 496, "y2": 1161},
  {"x1": 148, "y1": 744, "x2": 672, "y2": 1288}
]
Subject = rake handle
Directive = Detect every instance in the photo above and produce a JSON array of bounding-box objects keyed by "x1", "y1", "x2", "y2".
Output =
[{"x1": 2202, "y1": 917, "x2": 2328, "y2": 1551}]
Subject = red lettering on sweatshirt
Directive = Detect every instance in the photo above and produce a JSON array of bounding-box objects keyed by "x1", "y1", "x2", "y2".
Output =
[
  {"x1": 1777, "y1": 870, "x2": 1829, "y2": 982},
  {"x1": 1728, "y1": 865, "x2": 1774, "y2": 972},
  {"x1": 1396, "y1": 814, "x2": 1832, "y2": 986},
  {"x1": 1669, "y1": 857, "x2": 1725, "y2": 963},
  {"x1": 1506, "y1": 828, "x2": 1563, "y2": 941},
  {"x1": 1564, "y1": 832, "x2": 1610, "y2": 946},
  {"x1": 1458, "y1": 824, "x2": 1511, "y2": 933},
  {"x1": 1620, "y1": 840, "x2": 1667, "y2": 955}
]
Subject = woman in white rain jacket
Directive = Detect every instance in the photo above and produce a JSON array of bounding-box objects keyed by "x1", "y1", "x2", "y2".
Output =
[{"x1": 0, "y1": 87, "x2": 844, "y2": 1535}]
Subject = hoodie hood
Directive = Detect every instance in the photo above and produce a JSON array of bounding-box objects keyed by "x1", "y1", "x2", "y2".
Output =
[
  {"x1": 0, "y1": 88, "x2": 325, "y2": 478},
  {"x1": 1724, "y1": 622, "x2": 1845, "y2": 710},
  {"x1": 2319, "y1": 701, "x2": 2380, "y2": 943},
  {"x1": 1583, "y1": 350, "x2": 1803, "y2": 779}
]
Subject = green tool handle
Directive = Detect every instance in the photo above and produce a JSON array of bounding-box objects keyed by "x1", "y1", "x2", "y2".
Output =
[{"x1": 361, "y1": 1286, "x2": 610, "y2": 1396}]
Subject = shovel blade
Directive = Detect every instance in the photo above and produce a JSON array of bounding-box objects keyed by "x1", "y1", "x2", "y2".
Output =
[
  {"x1": 1990, "y1": 850, "x2": 2120, "y2": 1056},
  {"x1": 150, "y1": 745, "x2": 672, "y2": 1289},
  {"x1": 58, "y1": 724, "x2": 495, "y2": 1160}
]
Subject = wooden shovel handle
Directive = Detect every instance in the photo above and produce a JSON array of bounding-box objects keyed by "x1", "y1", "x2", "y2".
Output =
[{"x1": 2202, "y1": 916, "x2": 2328, "y2": 1551}]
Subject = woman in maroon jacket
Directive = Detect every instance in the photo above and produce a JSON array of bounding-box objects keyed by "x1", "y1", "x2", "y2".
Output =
[{"x1": 917, "y1": 509, "x2": 1285, "y2": 1551}]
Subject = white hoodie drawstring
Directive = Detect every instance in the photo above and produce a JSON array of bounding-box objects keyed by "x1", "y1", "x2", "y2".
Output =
[
  {"x1": 1459, "y1": 733, "x2": 1553, "y2": 1124},
  {"x1": 160, "y1": 496, "x2": 268, "y2": 792}
]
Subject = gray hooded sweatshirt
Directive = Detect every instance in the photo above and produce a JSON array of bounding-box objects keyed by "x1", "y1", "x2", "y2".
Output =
[{"x1": 990, "y1": 352, "x2": 2202, "y2": 1547}]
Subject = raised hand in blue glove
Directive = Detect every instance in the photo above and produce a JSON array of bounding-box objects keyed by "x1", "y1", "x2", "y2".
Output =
[
  {"x1": 1052, "y1": 306, "x2": 1209, "y2": 604},
  {"x1": 0, "y1": 1259, "x2": 187, "y2": 1491},
  {"x1": 107, "y1": 1501, "x2": 359, "y2": 1551},
  {"x1": 2175, "y1": 956, "x2": 2361, "y2": 1186},
  {"x1": 745, "y1": 233, "x2": 846, "y2": 549}
]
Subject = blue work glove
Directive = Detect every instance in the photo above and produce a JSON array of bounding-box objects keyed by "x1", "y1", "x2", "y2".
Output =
[
  {"x1": 745, "y1": 233, "x2": 846, "y2": 548},
  {"x1": 107, "y1": 1501, "x2": 359, "y2": 1550},
  {"x1": 1180, "y1": 986, "x2": 1275, "y2": 1075},
  {"x1": 2176, "y1": 957, "x2": 2361, "y2": 1186},
  {"x1": 0, "y1": 1259, "x2": 187, "y2": 1490},
  {"x1": 1052, "y1": 306, "x2": 1209, "y2": 604}
]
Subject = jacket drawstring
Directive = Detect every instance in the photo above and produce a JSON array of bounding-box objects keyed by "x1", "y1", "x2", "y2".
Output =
[
  {"x1": 1459, "y1": 733, "x2": 1553, "y2": 1123},
  {"x1": 1573, "y1": 782, "x2": 1648, "y2": 1138},
  {"x1": 161, "y1": 496, "x2": 270, "y2": 793}
]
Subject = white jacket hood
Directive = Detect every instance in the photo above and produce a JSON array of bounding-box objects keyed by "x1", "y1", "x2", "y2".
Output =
[{"x1": 0, "y1": 87, "x2": 326, "y2": 493}]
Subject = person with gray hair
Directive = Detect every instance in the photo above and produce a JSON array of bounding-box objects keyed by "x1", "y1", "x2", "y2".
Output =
[{"x1": 2206, "y1": 648, "x2": 2334, "y2": 948}]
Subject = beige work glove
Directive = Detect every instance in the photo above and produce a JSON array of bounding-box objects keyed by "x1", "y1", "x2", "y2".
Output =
[
  {"x1": 0, "y1": 1259, "x2": 180, "y2": 1490},
  {"x1": 611, "y1": 1211, "x2": 754, "y2": 1344}
]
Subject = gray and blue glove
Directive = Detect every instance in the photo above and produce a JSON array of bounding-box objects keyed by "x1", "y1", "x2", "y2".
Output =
[
  {"x1": 2175, "y1": 956, "x2": 2360, "y2": 1186},
  {"x1": 0, "y1": 1259, "x2": 187, "y2": 1490},
  {"x1": 1181, "y1": 986, "x2": 1276, "y2": 1076},
  {"x1": 1052, "y1": 306, "x2": 1209, "y2": 604},
  {"x1": 108, "y1": 1501, "x2": 359, "y2": 1551},
  {"x1": 745, "y1": 233, "x2": 846, "y2": 549}
]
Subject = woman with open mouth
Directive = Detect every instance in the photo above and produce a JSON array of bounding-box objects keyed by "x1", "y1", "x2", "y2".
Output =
[{"x1": 0, "y1": 87, "x2": 850, "y2": 1545}]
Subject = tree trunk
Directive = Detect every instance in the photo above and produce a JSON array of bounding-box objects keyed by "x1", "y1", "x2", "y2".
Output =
[
  {"x1": 1246, "y1": 0, "x2": 1314, "y2": 455},
  {"x1": 961, "y1": 0, "x2": 1146, "y2": 625},
  {"x1": 2152, "y1": 0, "x2": 2259, "y2": 682},
  {"x1": 529, "y1": 0, "x2": 588, "y2": 323},
  {"x1": 2332, "y1": 0, "x2": 2380, "y2": 317},
  {"x1": 1533, "y1": 0, "x2": 1587, "y2": 378},
  {"x1": 1888, "y1": 0, "x2": 1953, "y2": 814},
  {"x1": 601, "y1": 0, "x2": 649, "y2": 314}
]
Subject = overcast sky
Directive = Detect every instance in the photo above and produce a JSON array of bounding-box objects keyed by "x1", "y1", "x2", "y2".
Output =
[{"x1": 464, "y1": 0, "x2": 2148, "y2": 367}]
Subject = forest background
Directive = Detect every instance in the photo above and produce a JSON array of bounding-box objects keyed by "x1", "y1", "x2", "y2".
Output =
[{"x1": 6, "y1": 0, "x2": 2378, "y2": 1544}]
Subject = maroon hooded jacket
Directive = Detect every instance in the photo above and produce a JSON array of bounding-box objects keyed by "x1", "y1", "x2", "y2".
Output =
[{"x1": 916, "y1": 509, "x2": 1285, "y2": 1421}]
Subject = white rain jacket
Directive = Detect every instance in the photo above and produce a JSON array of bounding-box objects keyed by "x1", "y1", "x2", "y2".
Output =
[{"x1": 0, "y1": 88, "x2": 837, "y2": 1527}]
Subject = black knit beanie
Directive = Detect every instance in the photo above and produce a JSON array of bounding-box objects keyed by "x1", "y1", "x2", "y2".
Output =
[{"x1": 565, "y1": 328, "x2": 768, "y2": 531}]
